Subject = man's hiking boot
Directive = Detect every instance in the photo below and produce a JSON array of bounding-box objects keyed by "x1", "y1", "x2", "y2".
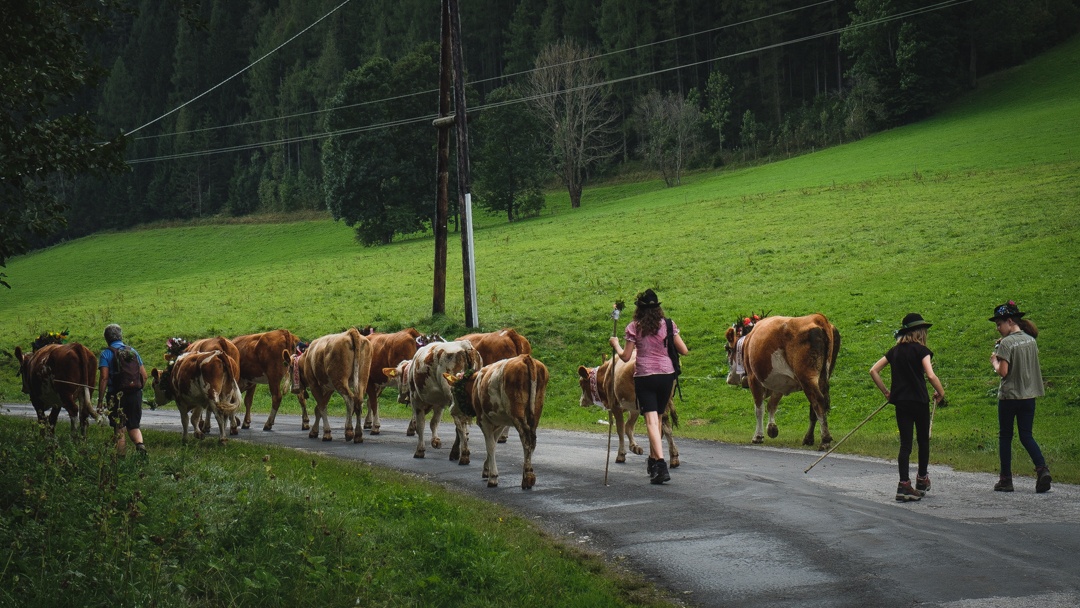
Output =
[
  {"x1": 1036, "y1": 467, "x2": 1052, "y2": 493},
  {"x1": 135, "y1": 443, "x2": 148, "y2": 459},
  {"x1": 895, "y1": 481, "x2": 922, "y2": 502},
  {"x1": 916, "y1": 474, "x2": 931, "y2": 493},
  {"x1": 994, "y1": 476, "x2": 1014, "y2": 492},
  {"x1": 650, "y1": 459, "x2": 670, "y2": 484}
]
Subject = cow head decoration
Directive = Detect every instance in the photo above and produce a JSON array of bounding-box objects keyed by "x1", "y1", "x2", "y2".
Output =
[{"x1": 415, "y1": 333, "x2": 445, "y2": 348}]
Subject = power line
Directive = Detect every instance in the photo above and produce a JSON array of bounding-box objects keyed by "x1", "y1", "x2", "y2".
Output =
[
  {"x1": 123, "y1": 0, "x2": 353, "y2": 138},
  {"x1": 127, "y1": 0, "x2": 972, "y2": 165}
]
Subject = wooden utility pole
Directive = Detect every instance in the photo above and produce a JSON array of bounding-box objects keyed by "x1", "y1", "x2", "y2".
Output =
[
  {"x1": 449, "y1": 0, "x2": 478, "y2": 328},
  {"x1": 431, "y1": 0, "x2": 452, "y2": 316}
]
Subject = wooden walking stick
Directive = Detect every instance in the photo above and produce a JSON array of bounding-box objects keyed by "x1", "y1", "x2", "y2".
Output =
[
  {"x1": 604, "y1": 300, "x2": 625, "y2": 486},
  {"x1": 804, "y1": 401, "x2": 889, "y2": 474}
]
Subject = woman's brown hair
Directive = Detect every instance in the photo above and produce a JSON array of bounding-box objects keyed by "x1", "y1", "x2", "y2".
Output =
[{"x1": 634, "y1": 305, "x2": 665, "y2": 336}]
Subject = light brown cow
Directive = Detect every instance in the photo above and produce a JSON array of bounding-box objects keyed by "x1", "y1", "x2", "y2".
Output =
[
  {"x1": 232, "y1": 329, "x2": 310, "y2": 432},
  {"x1": 150, "y1": 350, "x2": 243, "y2": 443},
  {"x1": 724, "y1": 314, "x2": 841, "y2": 449},
  {"x1": 576, "y1": 355, "x2": 681, "y2": 467},
  {"x1": 359, "y1": 327, "x2": 444, "y2": 435},
  {"x1": 283, "y1": 327, "x2": 372, "y2": 443},
  {"x1": 455, "y1": 328, "x2": 532, "y2": 443},
  {"x1": 444, "y1": 354, "x2": 548, "y2": 489},
  {"x1": 383, "y1": 340, "x2": 482, "y2": 460},
  {"x1": 178, "y1": 337, "x2": 243, "y2": 436},
  {"x1": 14, "y1": 343, "x2": 98, "y2": 436}
]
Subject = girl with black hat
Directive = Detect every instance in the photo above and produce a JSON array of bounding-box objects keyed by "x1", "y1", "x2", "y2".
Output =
[
  {"x1": 610, "y1": 289, "x2": 688, "y2": 484},
  {"x1": 870, "y1": 313, "x2": 945, "y2": 502},
  {"x1": 989, "y1": 300, "x2": 1050, "y2": 493}
]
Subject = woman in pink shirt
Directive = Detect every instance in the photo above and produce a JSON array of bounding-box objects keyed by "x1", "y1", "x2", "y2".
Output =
[{"x1": 610, "y1": 289, "x2": 689, "y2": 484}]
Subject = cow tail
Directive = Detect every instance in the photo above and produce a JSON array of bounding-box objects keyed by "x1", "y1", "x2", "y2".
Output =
[
  {"x1": 79, "y1": 345, "x2": 97, "y2": 420},
  {"x1": 348, "y1": 327, "x2": 367, "y2": 403},
  {"x1": 524, "y1": 356, "x2": 539, "y2": 439}
]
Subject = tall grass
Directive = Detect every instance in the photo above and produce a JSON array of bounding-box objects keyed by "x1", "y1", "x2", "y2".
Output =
[
  {"x1": 3, "y1": 37, "x2": 1079, "y2": 483},
  {"x1": 0, "y1": 418, "x2": 672, "y2": 608}
]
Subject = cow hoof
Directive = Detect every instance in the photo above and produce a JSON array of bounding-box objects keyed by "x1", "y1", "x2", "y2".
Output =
[
  {"x1": 308, "y1": 431, "x2": 319, "y2": 439},
  {"x1": 363, "y1": 421, "x2": 372, "y2": 430},
  {"x1": 615, "y1": 453, "x2": 626, "y2": 464},
  {"x1": 414, "y1": 451, "x2": 425, "y2": 459},
  {"x1": 406, "y1": 429, "x2": 416, "y2": 437},
  {"x1": 369, "y1": 428, "x2": 380, "y2": 436},
  {"x1": 345, "y1": 430, "x2": 355, "y2": 442},
  {"x1": 230, "y1": 428, "x2": 239, "y2": 436},
  {"x1": 431, "y1": 438, "x2": 442, "y2": 449},
  {"x1": 322, "y1": 434, "x2": 332, "y2": 442},
  {"x1": 242, "y1": 422, "x2": 251, "y2": 430},
  {"x1": 752, "y1": 436, "x2": 764, "y2": 444},
  {"x1": 353, "y1": 435, "x2": 363, "y2": 444},
  {"x1": 497, "y1": 437, "x2": 507, "y2": 444},
  {"x1": 487, "y1": 478, "x2": 499, "y2": 488},
  {"x1": 522, "y1": 473, "x2": 536, "y2": 489},
  {"x1": 802, "y1": 435, "x2": 815, "y2": 446},
  {"x1": 819, "y1": 443, "x2": 831, "y2": 452},
  {"x1": 218, "y1": 438, "x2": 228, "y2": 445},
  {"x1": 767, "y1": 424, "x2": 779, "y2": 439},
  {"x1": 669, "y1": 455, "x2": 680, "y2": 468},
  {"x1": 301, "y1": 423, "x2": 310, "y2": 431},
  {"x1": 263, "y1": 424, "x2": 274, "y2": 432},
  {"x1": 459, "y1": 454, "x2": 470, "y2": 466},
  {"x1": 821, "y1": 434, "x2": 833, "y2": 445},
  {"x1": 631, "y1": 446, "x2": 644, "y2": 456},
  {"x1": 482, "y1": 469, "x2": 490, "y2": 479}
]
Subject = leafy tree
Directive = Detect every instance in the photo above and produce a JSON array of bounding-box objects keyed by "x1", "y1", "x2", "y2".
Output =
[
  {"x1": 0, "y1": 0, "x2": 128, "y2": 287},
  {"x1": 635, "y1": 90, "x2": 703, "y2": 187},
  {"x1": 321, "y1": 43, "x2": 438, "y2": 245},
  {"x1": 473, "y1": 86, "x2": 549, "y2": 222},
  {"x1": 527, "y1": 39, "x2": 618, "y2": 209},
  {"x1": 740, "y1": 110, "x2": 759, "y2": 159},
  {"x1": 700, "y1": 70, "x2": 733, "y2": 152}
]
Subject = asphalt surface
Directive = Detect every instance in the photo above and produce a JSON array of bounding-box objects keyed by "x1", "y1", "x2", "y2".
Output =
[{"x1": 4, "y1": 402, "x2": 1079, "y2": 608}]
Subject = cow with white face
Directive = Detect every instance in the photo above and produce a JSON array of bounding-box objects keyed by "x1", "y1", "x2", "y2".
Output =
[
  {"x1": 444, "y1": 354, "x2": 548, "y2": 489},
  {"x1": 282, "y1": 327, "x2": 372, "y2": 443},
  {"x1": 151, "y1": 350, "x2": 243, "y2": 444},
  {"x1": 576, "y1": 355, "x2": 681, "y2": 467},
  {"x1": 383, "y1": 340, "x2": 482, "y2": 460},
  {"x1": 724, "y1": 313, "x2": 841, "y2": 449},
  {"x1": 359, "y1": 327, "x2": 443, "y2": 435},
  {"x1": 14, "y1": 343, "x2": 98, "y2": 437}
]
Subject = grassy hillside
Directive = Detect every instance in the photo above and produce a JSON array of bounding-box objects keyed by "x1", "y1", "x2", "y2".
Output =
[{"x1": 4, "y1": 36, "x2": 1079, "y2": 482}]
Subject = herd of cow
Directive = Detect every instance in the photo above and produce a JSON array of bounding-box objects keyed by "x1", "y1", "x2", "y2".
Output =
[{"x1": 12, "y1": 313, "x2": 843, "y2": 489}]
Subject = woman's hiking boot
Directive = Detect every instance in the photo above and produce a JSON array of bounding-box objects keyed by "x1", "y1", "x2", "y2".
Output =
[
  {"x1": 1036, "y1": 466, "x2": 1052, "y2": 493},
  {"x1": 994, "y1": 476, "x2": 1014, "y2": 492},
  {"x1": 650, "y1": 459, "x2": 670, "y2": 484},
  {"x1": 916, "y1": 474, "x2": 931, "y2": 493},
  {"x1": 895, "y1": 480, "x2": 922, "y2": 502},
  {"x1": 647, "y1": 457, "x2": 658, "y2": 477}
]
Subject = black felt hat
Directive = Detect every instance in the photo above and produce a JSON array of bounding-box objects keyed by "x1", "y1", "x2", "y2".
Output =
[
  {"x1": 989, "y1": 300, "x2": 1026, "y2": 322},
  {"x1": 635, "y1": 289, "x2": 661, "y2": 308},
  {"x1": 896, "y1": 313, "x2": 932, "y2": 335}
]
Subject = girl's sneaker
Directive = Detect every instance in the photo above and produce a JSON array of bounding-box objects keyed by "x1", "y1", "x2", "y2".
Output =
[
  {"x1": 916, "y1": 474, "x2": 931, "y2": 493},
  {"x1": 896, "y1": 481, "x2": 922, "y2": 502}
]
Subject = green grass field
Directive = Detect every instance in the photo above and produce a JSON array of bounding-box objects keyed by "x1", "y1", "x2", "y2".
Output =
[{"x1": 3, "y1": 36, "x2": 1079, "y2": 485}]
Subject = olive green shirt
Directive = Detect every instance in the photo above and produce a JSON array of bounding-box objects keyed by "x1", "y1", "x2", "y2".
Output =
[{"x1": 994, "y1": 331, "x2": 1044, "y2": 400}]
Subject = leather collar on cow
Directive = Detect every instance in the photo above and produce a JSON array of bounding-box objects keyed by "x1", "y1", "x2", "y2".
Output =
[{"x1": 587, "y1": 366, "x2": 603, "y2": 406}]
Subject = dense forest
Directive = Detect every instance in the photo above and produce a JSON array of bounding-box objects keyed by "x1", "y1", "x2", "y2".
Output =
[{"x1": 11, "y1": 0, "x2": 1080, "y2": 250}]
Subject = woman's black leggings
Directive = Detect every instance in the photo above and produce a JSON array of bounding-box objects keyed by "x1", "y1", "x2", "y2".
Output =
[{"x1": 894, "y1": 400, "x2": 930, "y2": 481}]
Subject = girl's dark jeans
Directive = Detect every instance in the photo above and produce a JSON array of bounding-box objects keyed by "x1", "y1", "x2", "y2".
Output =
[{"x1": 998, "y1": 398, "x2": 1046, "y2": 476}]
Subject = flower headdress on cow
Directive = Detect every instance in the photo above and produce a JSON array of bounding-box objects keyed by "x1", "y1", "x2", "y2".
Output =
[
  {"x1": 447, "y1": 369, "x2": 477, "y2": 418},
  {"x1": 32, "y1": 330, "x2": 69, "y2": 351},
  {"x1": 165, "y1": 337, "x2": 190, "y2": 361},
  {"x1": 732, "y1": 313, "x2": 765, "y2": 337}
]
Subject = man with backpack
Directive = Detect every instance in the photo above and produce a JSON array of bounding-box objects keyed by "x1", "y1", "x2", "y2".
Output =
[{"x1": 97, "y1": 324, "x2": 148, "y2": 456}]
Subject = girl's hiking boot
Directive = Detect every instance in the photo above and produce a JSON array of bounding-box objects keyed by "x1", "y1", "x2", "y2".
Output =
[
  {"x1": 895, "y1": 481, "x2": 922, "y2": 502},
  {"x1": 1036, "y1": 467, "x2": 1052, "y2": 493},
  {"x1": 994, "y1": 476, "x2": 1014, "y2": 492},
  {"x1": 916, "y1": 474, "x2": 931, "y2": 493},
  {"x1": 647, "y1": 457, "x2": 658, "y2": 477},
  {"x1": 650, "y1": 459, "x2": 670, "y2": 484}
]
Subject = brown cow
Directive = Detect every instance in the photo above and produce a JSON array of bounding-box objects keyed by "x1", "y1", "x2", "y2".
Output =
[
  {"x1": 359, "y1": 327, "x2": 443, "y2": 435},
  {"x1": 455, "y1": 328, "x2": 532, "y2": 442},
  {"x1": 232, "y1": 329, "x2": 310, "y2": 432},
  {"x1": 576, "y1": 355, "x2": 681, "y2": 467},
  {"x1": 444, "y1": 354, "x2": 548, "y2": 489},
  {"x1": 174, "y1": 337, "x2": 242, "y2": 436},
  {"x1": 283, "y1": 327, "x2": 372, "y2": 443},
  {"x1": 383, "y1": 340, "x2": 482, "y2": 460},
  {"x1": 150, "y1": 350, "x2": 243, "y2": 443},
  {"x1": 724, "y1": 314, "x2": 841, "y2": 449},
  {"x1": 14, "y1": 343, "x2": 98, "y2": 436}
]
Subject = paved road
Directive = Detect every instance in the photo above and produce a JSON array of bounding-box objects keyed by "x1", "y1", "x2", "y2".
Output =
[{"x1": 5, "y1": 402, "x2": 1079, "y2": 608}]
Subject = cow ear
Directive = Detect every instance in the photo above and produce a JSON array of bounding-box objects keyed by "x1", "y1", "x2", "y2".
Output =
[
  {"x1": 382, "y1": 367, "x2": 397, "y2": 378},
  {"x1": 725, "y1": 326, "x2": 736, "y2": 343},
  {"x1": 577, "y1": 365, "x2": 590, "y2": 379},
  {"x1": 442, "y1": 372, "x2": 456, "y2": 385},
  {"x1": 14, "y1": 346, "x2": 23, "y2": 362}
]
